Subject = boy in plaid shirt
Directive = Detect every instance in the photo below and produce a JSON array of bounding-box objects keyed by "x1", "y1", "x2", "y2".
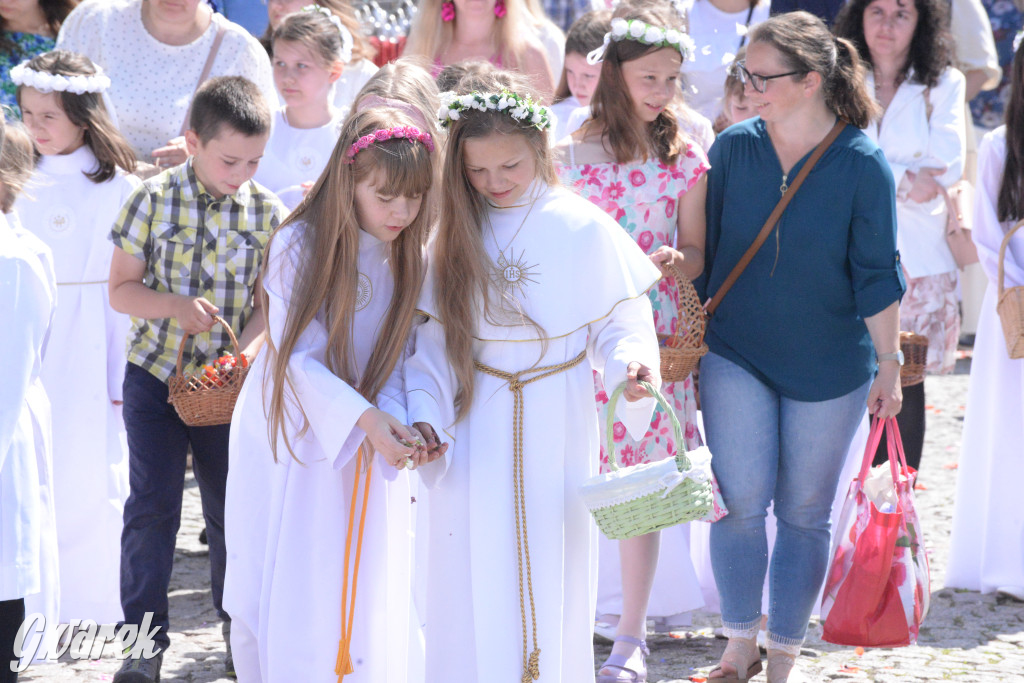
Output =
[{"x1": 108, "y1": 76, "x2": 285, "y2": 683}]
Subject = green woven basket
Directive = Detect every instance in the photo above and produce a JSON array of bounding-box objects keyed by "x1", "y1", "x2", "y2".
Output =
[{"x1": 580, "y1": 380, "x2": 715, "y2": 540}]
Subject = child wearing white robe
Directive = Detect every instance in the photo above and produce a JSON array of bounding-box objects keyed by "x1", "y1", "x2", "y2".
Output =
[
  {"x1": 405, "y1": 71, "x2": 662, "y2": 683},
  {"x1": 13, "y1": 50, "x2": 139, "y2": 626},
  {"x1": 255, "y1": 9, "x2": 349, "y2": 210},
  {"x1": 224, "y1": 106, "x2": 441, "y2": 683}
]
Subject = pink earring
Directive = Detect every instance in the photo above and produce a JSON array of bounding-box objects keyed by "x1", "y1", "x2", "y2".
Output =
[
  {"x1": 494, "y1": 0, "x2": 506, "y2": 18},
  {"x1": 442, "y1": 1, "x2": 455, "y2": 21}
]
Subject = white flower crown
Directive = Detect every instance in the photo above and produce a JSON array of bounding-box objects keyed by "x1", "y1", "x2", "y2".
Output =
[
  {"x1": 302, "y1": 4, "x2": 354, "y2": 64},
  {"x1": 437, "y1": 90, "x2": 552, "y2": 132},
  {"x1": 10, "y1": 61, "x2": 111, "y2": 94},
  {"x1": 587, "y1": 17, "x2": 696, "y2": 65}
]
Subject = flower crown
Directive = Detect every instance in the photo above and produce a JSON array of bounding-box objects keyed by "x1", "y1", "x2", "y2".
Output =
[
  {"x1": 437, "y1": 90, "x2": 552, "y2": 132},
  {"x1": 301, "y1": 4, "x2": 354, "y2": 64},
  {"x1": 587, "y1": 17, "x2": 696, "y2": 65},
  {"x1": 10, "y1": 61, "x2": 111, "y2": 94},
  {"x1": 346, "y1": 125, "x2": 435, "y2": 162}
]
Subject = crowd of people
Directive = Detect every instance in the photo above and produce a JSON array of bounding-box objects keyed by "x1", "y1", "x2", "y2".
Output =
[{"x1": 1, "y1": 0, "x2": 1023, "y2": 683}]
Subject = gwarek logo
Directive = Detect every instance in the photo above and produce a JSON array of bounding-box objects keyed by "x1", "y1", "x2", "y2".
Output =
[{"x1": 10, "y1": 613, "x2": 161, "y2": 672}]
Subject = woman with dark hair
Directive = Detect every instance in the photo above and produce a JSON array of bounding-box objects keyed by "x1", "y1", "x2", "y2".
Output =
[
  {"x1": 947, "y1": 35, "x2": 1024, "y2": 602},
  {"x1": 0, "y1": 0, "x2": 78, "y2": 108},
  {"x1": 835, "y1": 0, "x2": 966, "y2": 473},
  {"x1": 698, "y1": 11, "x2": 905, "y2": 682}
]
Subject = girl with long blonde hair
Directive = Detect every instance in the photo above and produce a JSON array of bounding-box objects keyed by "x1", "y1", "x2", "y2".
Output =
[
  {"x1": 223, "y1": 103, "x2": 444, "y2": 683},
  {"x1": 554, "y1": 3, "x2": 709, "y2": 680},
  {"x1": 404, "y1": 0, "x2": 556, "y2": 99},
  {"x1": 404, "y1": 68, "x2": 661, "y2": 683}
]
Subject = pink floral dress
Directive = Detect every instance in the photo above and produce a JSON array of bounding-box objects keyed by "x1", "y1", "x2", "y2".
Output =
[{"x1": 558, "y1": 145, "x2": 710, "y2": 470}]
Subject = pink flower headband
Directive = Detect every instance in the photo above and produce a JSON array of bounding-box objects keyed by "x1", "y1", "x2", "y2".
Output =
[{"x1": 345, "y1": 125, "x2": 435, "y2": 163}]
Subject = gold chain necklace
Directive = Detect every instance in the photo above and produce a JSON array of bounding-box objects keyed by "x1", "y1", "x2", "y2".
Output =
[{"x1": 486, "y1": 189, "x2": 545, "y2": 293}]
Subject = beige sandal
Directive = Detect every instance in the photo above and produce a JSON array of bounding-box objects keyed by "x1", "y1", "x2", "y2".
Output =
[
  {"x1": 708, "y1": 637, "x2": 763, "y2": 682},
  {"x1": 766, "y1": 650, "x2": 810, "y2": 683}
]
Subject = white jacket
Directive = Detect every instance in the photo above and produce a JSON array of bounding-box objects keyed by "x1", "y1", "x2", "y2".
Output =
[
  {"x1": 0, "y1": 215, "x2": 56, "y2": 601},
  {"x1": 865, "y1": 67, "x2": 966, "y2": 278}
]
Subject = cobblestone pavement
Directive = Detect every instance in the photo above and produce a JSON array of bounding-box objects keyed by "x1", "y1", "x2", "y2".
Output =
[{"x1": 22, "y1": 369, "x2": 1024, "y2": 682}]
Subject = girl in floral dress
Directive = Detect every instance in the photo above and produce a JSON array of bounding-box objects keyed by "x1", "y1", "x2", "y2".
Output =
[{"x1": 555, "y1": 3, "x2": 707, "y2": 681}]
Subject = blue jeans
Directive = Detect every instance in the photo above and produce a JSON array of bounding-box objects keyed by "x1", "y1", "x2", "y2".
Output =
[
  {"x1": 121, "y1": 363, "x2": 230, "y2": 651},
  {"x1": 700, "y1": 352, "x2": 869, "y2": 646}
]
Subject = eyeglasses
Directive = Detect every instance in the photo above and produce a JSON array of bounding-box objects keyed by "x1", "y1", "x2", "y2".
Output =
[{"x1": 732, "y1": 60, "x2": 807, "y2": 94}]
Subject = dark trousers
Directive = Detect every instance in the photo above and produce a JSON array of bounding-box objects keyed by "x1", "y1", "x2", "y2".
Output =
[
  {"x1": 121, "y1": 362, "x2": 230, "y2": 651},
  {"x1": 0, "y1": 598, "x2": 24, "y2": 683},
  {"x1": 873, "y1": 381, "x2": 926, "y2": 472}
]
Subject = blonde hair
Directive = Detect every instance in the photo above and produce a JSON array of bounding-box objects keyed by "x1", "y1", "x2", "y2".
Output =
[
  {"x1": 271, "y1": 10, "x2": 346, "y2": 69},
  {"x1": 0, "y1": 119, "x2": 35, "y2": 212},
  {"x1": 353, "y1": 59, "x2": 441, "y2": 140},
  {"x1": 262, "y1": 0, "x2": 376, "y2": 64},
  {"x1": 405, "y1": 0, "x2": 531, "y2": 76},
  {"x1": 583, "y1": 1, "x2": 688, "y2": 165},
  {"x1": 434, "y1": 70, "x2": 555, "y2": 420},
  {"x1": 264, "y1": 107, "x2": 436, "y2": 463}
]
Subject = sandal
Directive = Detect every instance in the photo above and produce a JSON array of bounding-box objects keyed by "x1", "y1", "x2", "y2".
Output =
[
  {"x1": 766, "y1": 650, "x2": 810, "y2": 683},
  {"x1": 708, "y1": 636, "x2": 762, "y2": 682},
  {"x1": 596, "y1": 635, "x2": 649, "y2": 683}
]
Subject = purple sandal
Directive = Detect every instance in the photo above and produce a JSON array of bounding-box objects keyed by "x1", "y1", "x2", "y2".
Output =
[{"x1": 596, "y1": 635, "x2": 649, "y2": 683}]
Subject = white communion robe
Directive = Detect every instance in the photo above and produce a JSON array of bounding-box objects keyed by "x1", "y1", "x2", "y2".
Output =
[
  {"x1": 14, "y1": 147, "x2": 136, "y2": 624},
  {"x1": 405, "y1": 183, "x2": 661, "y2": 683},
  {"x1": 0, "y1": 214, "x2": 56, "y2": 604},
  {"x1": 253, "y1": 107, "x2": 346, "y2": 211},
  {"x1": 224, "y1": 223, "x2": 420, "y2": 683},
  {"x1": 947, "y1": 127, "x2": 1024, "y2": 594}
]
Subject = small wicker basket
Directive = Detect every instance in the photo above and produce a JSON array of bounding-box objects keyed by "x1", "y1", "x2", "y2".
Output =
[
  {"x1": 167, "y1": 316, "x2": 249, "y2": 427},
  {"x1": 899, "y1": 331, "x2": 928, "y2": 388},
  {"x1": 997, "y1": 220, "x2": 1024, "y2": 359},
  {"x1": 658, "y1": 263, "x2": 708, "y2": 383},
  {"x1": 579, "y1": 381, "x2": 714, "y2": 540}
]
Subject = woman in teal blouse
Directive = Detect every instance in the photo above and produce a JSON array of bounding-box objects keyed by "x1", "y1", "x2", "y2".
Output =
[
  {"x1": 698, "y1": 12, "x2": 905, "y2": 683},
  {"x1": 0, "y1": 0, "x2": 77, "y2": 109}
]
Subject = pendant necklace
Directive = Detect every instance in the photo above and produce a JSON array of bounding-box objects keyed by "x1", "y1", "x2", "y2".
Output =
[{"x1": 487, "y1": 189, "x2": 545, "y2": 293}]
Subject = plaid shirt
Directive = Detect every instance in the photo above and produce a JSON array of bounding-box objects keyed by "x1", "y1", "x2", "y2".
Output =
[
  {"x1": 110, "y1": 160, "x2": 286, "y2": 382},
  {"x1": 543, "y1": 0, "x2": 599, "y2": 32}
]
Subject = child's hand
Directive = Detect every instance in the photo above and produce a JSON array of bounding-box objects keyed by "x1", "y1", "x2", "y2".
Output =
[
  {"x1": 152, "y1": 136, "x2": 189, "y2": 169},
  {"x1": 906, "y1": 167, "x2": 945, "y2": 204},
  {"x1": 649, "y1": 246, "x2": 682, "y2": 277},
  {"x1": 175, "y1": 296, "x2": 219, "y2": 335},
  {"x1": 356, "y1": 407, "x2": 417, "y2": 469},
  {"x1": 410, "y1": 422, "x2": 449, "y2": 468},
  {"x1": 623, "y1": 362, "x2": 660, "y2": 402}
]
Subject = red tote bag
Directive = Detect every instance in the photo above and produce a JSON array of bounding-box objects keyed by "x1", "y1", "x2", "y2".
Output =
[{"x1": 820, "y1": 417, "x2": 931, "y2": 648}]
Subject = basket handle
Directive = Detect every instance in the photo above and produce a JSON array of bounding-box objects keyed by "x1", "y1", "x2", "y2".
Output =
[
  {"x1": 605, "y1": 380, "x2": 689, "y2": 473},
  {"x1": 174, "y1": 314, "x2": 242, "y2": 378},
  {"x1": 661, "y1": 262, "x2": 706, "y2": 347},
  {"x1": 998, "y1": 219, "x2": 1024, "y2": 300}
]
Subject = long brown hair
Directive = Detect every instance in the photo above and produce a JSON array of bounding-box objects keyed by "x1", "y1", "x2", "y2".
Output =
[
  {"x1": 15, "y1": 50, "x2": 137, "y2": 181},
  {"x1": 583, "y1": 1, "x2": 687, "y2": 165},
  {"x1": 0, "y1": 0, "x2": 78, "y2": 56},
  {"x1": 435, "y1": 70, "x2": 555, "y2": 420},
  {"x1": 748, "y1": 12, "x2": 879, "y2": 129},
  {"x1": 999, "y1": 40, "x2": 1024, "y2": 222},
  {"x1": 264, "y1": 107, "x2": 436, "y2": 463},
  {"x1": 261, "y1": 0, "x2": 376, "y2": 64}
]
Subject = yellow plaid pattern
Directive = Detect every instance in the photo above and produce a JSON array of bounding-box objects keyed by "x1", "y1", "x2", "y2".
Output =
[{"x1": 110, "y1": 160, "x2": 286, "y2": 382}]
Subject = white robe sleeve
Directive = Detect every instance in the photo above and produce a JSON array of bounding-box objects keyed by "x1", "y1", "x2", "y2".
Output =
[
  {"x1": 264, "y1": 229, "x2": 373, "y2": 471},
  {"x1": 973, "y1": 131, "x2": 1024, "y2": 287},
  {"x1": 403, "y1": 312, "x2": 457, "y2": 488},
  {"x1": 586, "y1": 293, "x2": 659, "y2": 441},
  {"x1": 0, "y1": 257, "x2": 45, "y2": 466}
]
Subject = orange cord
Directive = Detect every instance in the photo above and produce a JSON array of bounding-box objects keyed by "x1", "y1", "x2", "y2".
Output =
[{"x1": 335, "y1": 445, "x2": 373, "y2": 681}]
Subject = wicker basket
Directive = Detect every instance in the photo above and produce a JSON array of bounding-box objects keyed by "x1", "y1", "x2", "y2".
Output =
[
  {"x1": 167, "y1": 316, "x2": 249, "y2": 427},
  {"x1": 579, "y1": 381, "x2": 714, "y2": 540},
  {"x1": 997, "y1": 220, "x2": 1024, "y2": 359},
  {"x1": 899, "y1": 331, "x2": 928, "y2": 388},
  {"x1": 658, "y1": 263, "x2": 708, "y2": 383}
]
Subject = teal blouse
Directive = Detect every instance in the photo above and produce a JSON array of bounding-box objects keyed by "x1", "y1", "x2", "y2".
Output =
[
  {"x1": 1, "y1": 31, "x2": 56, "y2": 110},
  {"x1": 699, "y1": 117, "x2": 906, "y2": 401}
]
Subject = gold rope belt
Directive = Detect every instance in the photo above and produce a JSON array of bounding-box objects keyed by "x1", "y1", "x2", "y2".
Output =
[
  {"x1": 57, "y1": 279, "x2": 108, "y2": 286},
  {"x1": 474, "y1": 349, "x2": 588, "y2": 683}
]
